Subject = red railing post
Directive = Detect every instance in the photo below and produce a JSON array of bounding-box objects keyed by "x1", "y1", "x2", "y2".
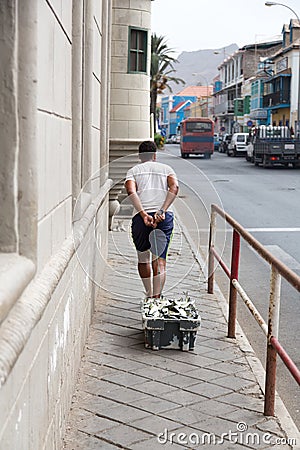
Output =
[
  {"x1": 228, "y1": 230, "x2": 240, "y2": 338},
  {"x1": 264, "y1": 265, "x2": 281, "y2": 416},
  {"x1": 208, "y1": 207, "x2": 217, "y2": 294}
]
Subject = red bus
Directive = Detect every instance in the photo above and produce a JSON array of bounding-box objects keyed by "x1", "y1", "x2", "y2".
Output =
[{"x1": 180, "y1": 118, "x2": 214, "y2": 159}]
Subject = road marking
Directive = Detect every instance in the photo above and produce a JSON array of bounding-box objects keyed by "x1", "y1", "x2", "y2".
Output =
[
  {"x1": 246, "y1": 228, "x2": 300, "y2": 232},
  {"x1": 175, "y1": 227, "x2": 300, "y2": 233},
  {"x1": 263, "y1": 245, "x2": 300, "y2": 271},
  {"x1": 247, "y1": 244, "x2": 300, "y2": 271}
]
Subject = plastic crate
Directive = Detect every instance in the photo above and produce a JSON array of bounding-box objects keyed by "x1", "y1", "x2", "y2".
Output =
[{"x1": 142, "y1": 315, "x2": 201, "y2": 351}]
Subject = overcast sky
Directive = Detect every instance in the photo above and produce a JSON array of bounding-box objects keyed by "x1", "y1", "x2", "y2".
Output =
[{"x1": 151, "y1": 0, "x2": 300, "y2": 55}]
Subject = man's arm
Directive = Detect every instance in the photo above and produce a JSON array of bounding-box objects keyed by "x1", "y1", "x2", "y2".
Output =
[
  {"x1": 125, "y1": 180, "x2": 155, "y2": 227},
  {"x1": 155, "y1": 174, "x2": 179, "y2": 222}
]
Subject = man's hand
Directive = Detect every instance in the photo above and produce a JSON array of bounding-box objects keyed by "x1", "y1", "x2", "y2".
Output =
[
  {"x1": 154, "y1": 209, "x2": 165, "y2": 223},
  {"x1": 141, "y1": 211, "x2": 156, "y2": 227}
]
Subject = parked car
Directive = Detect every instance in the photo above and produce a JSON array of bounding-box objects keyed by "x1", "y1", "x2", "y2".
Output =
[
  {"x1": 227, "y1": 133, "x2": 249, "y2": 156},
  {"x1": 219, "y1": 134, "x2": 232, "y2": 153},
  {"x1": 165, "y1": 136, "x2": 174, "y2": 144}
]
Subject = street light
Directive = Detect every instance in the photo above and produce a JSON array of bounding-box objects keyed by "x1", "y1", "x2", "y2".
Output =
[
  {"x1": 265, "y1": 1, "x2": 300, "y2": 136},
  {"x1": 192, "y1": 73, "x2": 210, "y2": 117}
]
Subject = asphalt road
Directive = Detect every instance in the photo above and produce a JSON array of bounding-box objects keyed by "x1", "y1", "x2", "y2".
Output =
[{"x1": 159, "y1": 144, "x2": 300, "y2": 429}]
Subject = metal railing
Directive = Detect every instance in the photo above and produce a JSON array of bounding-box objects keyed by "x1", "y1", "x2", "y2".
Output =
[{"x1": 208, "y1": 203, "x2": 300, "y2": 416}]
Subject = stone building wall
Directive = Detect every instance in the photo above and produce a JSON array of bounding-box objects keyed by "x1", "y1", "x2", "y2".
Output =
[{"x1": 0, "y1": 1, "x2": 111, "y2": 448}]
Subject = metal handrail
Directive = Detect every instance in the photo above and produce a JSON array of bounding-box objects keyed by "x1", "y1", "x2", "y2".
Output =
[{"x1": 208, "y1": 203, "x2": 300, "y2": 416}]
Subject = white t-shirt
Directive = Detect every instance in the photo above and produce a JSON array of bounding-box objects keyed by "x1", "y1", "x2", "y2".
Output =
[{"x1": 125, "y1": 160, "x2": 177, "y2": 213}]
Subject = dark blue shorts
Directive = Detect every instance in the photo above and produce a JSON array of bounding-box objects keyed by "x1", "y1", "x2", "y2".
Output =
[{"x1": 131, "y1": 212, "x2": 174, "y2": 259}]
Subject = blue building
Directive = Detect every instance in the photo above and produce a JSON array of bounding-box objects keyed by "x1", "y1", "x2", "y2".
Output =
[{"x1": 160, "y1": 86, "x2": 212, "y2": 137}]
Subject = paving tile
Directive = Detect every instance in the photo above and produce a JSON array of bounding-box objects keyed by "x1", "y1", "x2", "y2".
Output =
[
  {"x1": 103, "y1": 387, "x2": 149, "y2": 404},
  {"x1": 96, "y1": 423, "x2": 151, "y2": 447},
  {"x1": 77, "y1": 393, "x2": 122, "y2": 416},
  {"x1": 80, "y1": 362, "x2": 116, "y2": 380},
  {"x1": 210, "y1": 375, "x2": 257, "y2": 392},
  {"x1": 225, "y1": 408, "x2": 265, "y2": 427},
  {"x1": 159, "y1": 406, "x2": 207, "y2": 426},
  {"x1": 79, "y1": 375, "x2": 120, "y2": 395},
  {"x1": 95, "y1": 403, "x2": 151, "y2": 423},
  {"x1": 206, "y1": 360, "x2": 250, "y2": 376},
  {"x1": 183, "y1": 366, "x2": 226, "y2": 382},
  {"x1": 101, "y1": 356, "x2": 149, "y2": 373},
  {"x1": 189, "y1": 398, "x2": 238, "y2": 418},
  {"x1": 152, "y1": 350, "x2": 202, "y2": 365},
  {"x1": 160, "y1": 373, "x2": 200, "y2": 389},
  {"x1": 131, "y1": 415, "x2": 180, "y2": 434},
  {"x1": 63, "y1": 430, "x2": 119, "y2": 449},
  {"x1": 128, "y1": 380, "x2": 177, "y2": 396},
  {"x1": 181, "y1": 353, "x2": 220, "y2": 367},
  {"x1": 160, "y1": 389, "x2": 206, "y2": 407},
  {"x1": 188, "y1": 416, "x2": 242, "y2": 437},
  {"x1": 186, "y1": 381, "x2": 233, "y2": 399},
  {"x1": 75, "y1": 413, "x2": 120, "y2": 435},
  {"x1": 137, "y1": 358, "x2": 195, "y2": 375},
  {"x1": 81, "y1": 378, "x2": 149, "y2": 405},
  {"x1": 218, "y1": 392, "x2": 264, "y2": 413},
  {"x1": 133, "y1": 365, "x2": 177, "y2": 380},
  {"x1": 101, "y1": 371, "x2": 148, "y2": 387},
  {"x1": 130, "y1": 394, "x2": 180, "y2": 414}
]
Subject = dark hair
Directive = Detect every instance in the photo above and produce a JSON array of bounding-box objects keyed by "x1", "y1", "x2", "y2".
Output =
[{"x1": 138, "y1": 140, "x2": 157, "y2": 154}]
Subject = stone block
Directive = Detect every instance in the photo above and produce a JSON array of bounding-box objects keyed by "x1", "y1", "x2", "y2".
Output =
[
  {"x1": 111, "y1": 24, "x2": 128, "y2": 42},
  {"x1": 0, "y1": 381, "x2": 30, "y2": 450},
  {"x1": 128, "y1": 90, "x2": 149, "y2": 106},
  {"x1": 93, "y1": 24, "x2": 101, "y2": 80},
  {"x1": 113, "y1": 8, "x2": 141, "y2": 27},
  {"x1": 111, "y1": 89, "x2": 129, "y2": 105},
  {"x1": 37, "y1": 1, "x2": 55, "y2": 112},
  {"x1": 128, "y1": 120, "x2": 150, "y2": 140},
  {"x1": 111, "y1": 55, "x2": 128, "y2": 73},
  {"x1": 92, "y1": 77, "x2": 101, "y2": 129},
  {"x1": 110, "y1": 120, "x2": 129, "y2": 139},
  {"x1": 37, "y1": 111, "x2": 47, "y2": 220},
  {"x1": 37, "y1": 214, "x2": 52, "y2": 273},
  {"x1": 28, "y1": 337, "x2": 50, "y2": 448},
  {"x1": 51, "y1": 202, "x2": 66, "y2": 255},
  {"x1": 113, "y1": 104, "x2": 140, "y2": 121}
]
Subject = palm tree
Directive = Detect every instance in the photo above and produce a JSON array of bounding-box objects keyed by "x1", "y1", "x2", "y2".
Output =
[{"x1": 150, "y1": 34, "x2": 185, "y2": 133}]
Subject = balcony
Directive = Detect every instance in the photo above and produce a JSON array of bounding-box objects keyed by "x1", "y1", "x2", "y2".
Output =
[
  {"x1": 214, "y1": 100, "x2": 234, "y2": 115},
  {"x1": 263, "y1": 90, "x2": 290, "y2": 109}
]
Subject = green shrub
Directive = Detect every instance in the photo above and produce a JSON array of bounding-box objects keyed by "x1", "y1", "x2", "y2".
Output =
[{"x1": 154, "y1": 133, "x2": 165, "y2": 148}]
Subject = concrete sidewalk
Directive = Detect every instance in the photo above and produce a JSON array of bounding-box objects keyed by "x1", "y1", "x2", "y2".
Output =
[{"x1": 63, "y1": 215, "x2": 299, "y2": 449}]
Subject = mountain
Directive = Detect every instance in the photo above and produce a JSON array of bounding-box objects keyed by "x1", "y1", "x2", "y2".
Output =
[{"x1": 169, "y1": 43, "x2": 239, "y2": 93}]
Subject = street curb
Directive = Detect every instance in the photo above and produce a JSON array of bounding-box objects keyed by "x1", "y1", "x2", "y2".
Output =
[{"x1": 173, "y1": 206, "x2": 300, "y2": 447}]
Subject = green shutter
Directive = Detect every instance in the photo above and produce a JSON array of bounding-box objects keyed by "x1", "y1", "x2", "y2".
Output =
[
  {"x1": 243, "y1": 95, "x2": 251, "y2": 114},
  {"x1": 234, "y1": 99, "x2": 244, "y2": 116}
]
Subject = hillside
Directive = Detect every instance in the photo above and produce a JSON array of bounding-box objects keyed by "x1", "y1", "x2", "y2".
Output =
[{"x1": 168, "y1": 43, "x2": 238, "y2": 93}]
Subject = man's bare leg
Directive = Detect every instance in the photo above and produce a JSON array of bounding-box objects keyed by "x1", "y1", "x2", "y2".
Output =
[
  {"x1": 152, "y1": 257, "x2": 166, "y2": 298},
  {"x1": 137, "y1": 250, "x2": 152, "y2": 297}
]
